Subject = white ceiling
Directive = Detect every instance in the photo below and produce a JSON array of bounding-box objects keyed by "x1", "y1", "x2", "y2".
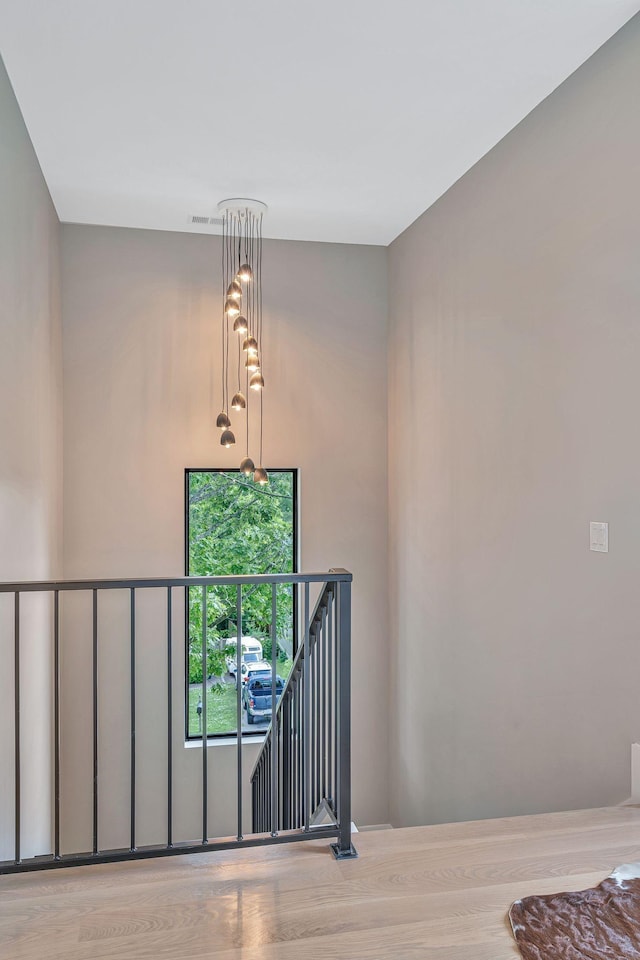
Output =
[{"x1": 1, "y1": 0, "x2": 638, "y2": 245}]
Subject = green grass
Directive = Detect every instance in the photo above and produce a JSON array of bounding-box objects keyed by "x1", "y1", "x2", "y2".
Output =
[{"x1": 188, "y1": 660, "x2": 293, "y2": 737}]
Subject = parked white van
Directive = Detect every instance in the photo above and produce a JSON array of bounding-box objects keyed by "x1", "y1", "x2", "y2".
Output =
[{"x1": 225, "y1": 636, "x2": 264, "y2": 677}]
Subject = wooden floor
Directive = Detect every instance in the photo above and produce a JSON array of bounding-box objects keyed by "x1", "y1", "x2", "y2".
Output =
[{"x1": 4, "y1": 805, "x2": 640, "y2": 959}]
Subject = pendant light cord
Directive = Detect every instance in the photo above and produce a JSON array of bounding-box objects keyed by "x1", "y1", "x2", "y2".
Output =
[
  {"x1": 246, "y1": 351, "x2": 250, "y2": 457},
  {"x1": 260, "y1": 388, "x2": 264, "y2": 468},
  {"x1": 221, "y1": 211, "x2": 227, "y2": 413}
]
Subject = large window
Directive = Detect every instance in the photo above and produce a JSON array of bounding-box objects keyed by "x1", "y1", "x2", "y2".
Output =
[{"x1": 185, "y1": 468, "x2": 297, "y2": 738}]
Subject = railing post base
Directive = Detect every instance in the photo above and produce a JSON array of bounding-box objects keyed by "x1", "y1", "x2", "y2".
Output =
[{"x1": 330, "y1": 840, "x2": 358, "y2": 860}]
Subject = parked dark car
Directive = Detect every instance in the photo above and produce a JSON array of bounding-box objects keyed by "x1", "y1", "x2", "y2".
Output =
[{"x1": 242, "y1": 676, "x2": 285, "y2": 724}]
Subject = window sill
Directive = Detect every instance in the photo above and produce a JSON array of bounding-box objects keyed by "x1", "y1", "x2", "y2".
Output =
[{"x1": 184, "y1": 734, "x2": 266, "y2": 748}]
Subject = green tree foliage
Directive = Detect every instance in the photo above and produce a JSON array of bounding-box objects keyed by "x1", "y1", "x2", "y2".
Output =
[{"x1": 187, "y1": 471, "x2": 295, "y2": 684}]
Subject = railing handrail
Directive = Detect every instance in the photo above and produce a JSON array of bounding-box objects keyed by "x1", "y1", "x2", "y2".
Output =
[
  {"x1": 249, "y1": 578, "x2": 336, "y2": 782},
  {"x1": 1, "y1": 566, "x2": 356, "y2": 872},
  {"x1": 0, "y1": 570, "x2": 353, "y2": 594}
]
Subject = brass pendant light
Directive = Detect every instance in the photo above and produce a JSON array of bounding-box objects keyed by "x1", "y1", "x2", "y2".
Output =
[{"x1": 216, "y1": 199, "x2": 269, "y2": 484}]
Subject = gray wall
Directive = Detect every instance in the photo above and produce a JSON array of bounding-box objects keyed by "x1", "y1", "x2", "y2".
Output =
[
  {"x1": 388, "y1": 15, "x2": 640, "y2": 827},
  {"x1": 60, "y1": 224, "x2": 389, "y2": 848},
  {"x1": 5, "y1": 8, "x2": 640, "y2": 853},
  {"x1": 0, "y1": 56, "x2": 62, "y2": 858}
]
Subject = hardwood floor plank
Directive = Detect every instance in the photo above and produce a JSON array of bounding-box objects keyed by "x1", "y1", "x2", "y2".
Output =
[{"x1": 3, "y1": 806, "x2": 640, "y2": 960}]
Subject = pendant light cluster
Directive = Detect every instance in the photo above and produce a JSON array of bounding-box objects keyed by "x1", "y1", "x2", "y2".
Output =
[{"x1": 215, "y1": 199, "x2": 268, "y2": 485}]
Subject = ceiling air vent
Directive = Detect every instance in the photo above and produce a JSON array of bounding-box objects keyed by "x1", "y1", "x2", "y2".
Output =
[{"x1": 189, "y1": 215, "x2": 224, "y2": 226}]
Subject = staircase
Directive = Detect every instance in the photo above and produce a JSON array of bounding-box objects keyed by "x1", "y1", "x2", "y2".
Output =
[{"x1": 251, "y1": 577, "x2": 356, "y2": 859}]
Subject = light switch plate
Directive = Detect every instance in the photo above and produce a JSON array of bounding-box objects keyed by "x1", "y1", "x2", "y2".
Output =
[{"x1": 590, "y1": 521, "x2": 608, "y2": 553}]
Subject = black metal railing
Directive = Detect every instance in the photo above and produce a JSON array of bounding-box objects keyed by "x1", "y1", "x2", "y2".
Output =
[
  {"x1": 250, "y1": 576, "x2": 356, "y2": 859},
  {"x1": 0, "y1": 569, "x2": 355, "y2": 874}
]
